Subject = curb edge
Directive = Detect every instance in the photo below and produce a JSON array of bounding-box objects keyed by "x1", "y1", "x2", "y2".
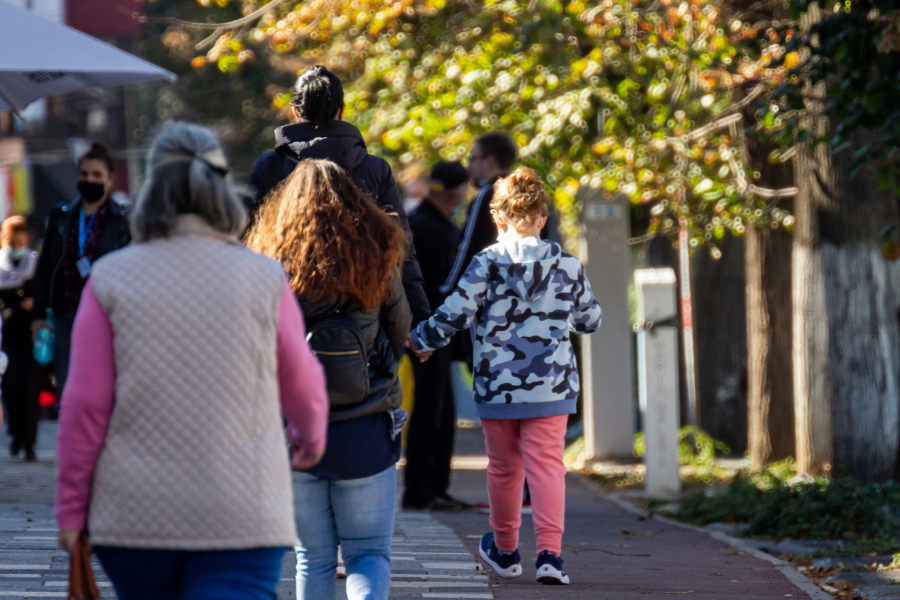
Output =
[{"x1": 572, "y1": 475, "x2": 832, "y2": 600}]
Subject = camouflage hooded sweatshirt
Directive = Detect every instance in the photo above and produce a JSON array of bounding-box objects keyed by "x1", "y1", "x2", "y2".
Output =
[{"x1": 411, "y1": 236, "x2": 602, "y2": 419}]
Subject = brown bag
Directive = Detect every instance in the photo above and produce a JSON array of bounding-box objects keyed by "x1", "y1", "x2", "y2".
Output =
[{"x1": 68, "y1": 532, "x2": 101, "y2": 600}]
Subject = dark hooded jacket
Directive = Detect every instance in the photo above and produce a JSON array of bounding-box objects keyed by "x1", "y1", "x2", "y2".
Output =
[{"x1": 248, "y1": 121, "x2": 430, "y2": 324}]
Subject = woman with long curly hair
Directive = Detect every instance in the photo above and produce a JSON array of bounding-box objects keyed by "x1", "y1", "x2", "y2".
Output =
[{"x1": 246, "y1": 159, "x2": 411, "y2": 600}]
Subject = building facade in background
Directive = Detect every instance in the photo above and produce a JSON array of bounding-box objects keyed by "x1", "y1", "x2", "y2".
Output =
[{"x1": 0, "y1": 0, "x2": 150, "y2": 242}]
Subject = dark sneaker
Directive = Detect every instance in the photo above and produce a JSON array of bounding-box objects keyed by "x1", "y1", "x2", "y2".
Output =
[
  {"x1": 438, "y1": 493, "x2": 472, "y2": 510},
  {"x1": 425, "y1": 496, "x2": 467, "y2": 512},
  {"x1": 23, "y1": 447, "x2": 37, "y2": 462},
  {"x1": 479, "y1": 532, "x2": 522, "y2": 578},
  {"x1": 9, "y1": 438, "x2": 21, "y2": 458},
  {"x1": 536, "y1": 550, "x2": 570, "y2": 585}
]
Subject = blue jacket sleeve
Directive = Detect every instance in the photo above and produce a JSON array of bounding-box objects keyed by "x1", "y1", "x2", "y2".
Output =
[
  {"x1": 410, "y1": 255, "x2": 489, "y2": 352},
  {"x1": 569, "y1": 264, "x2": 602, "y2": 334}
]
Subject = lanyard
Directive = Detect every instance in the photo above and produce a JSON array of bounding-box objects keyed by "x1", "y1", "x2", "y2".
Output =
[{"x1": 78, "y1": 209, "x2": 97, "y2": 257}]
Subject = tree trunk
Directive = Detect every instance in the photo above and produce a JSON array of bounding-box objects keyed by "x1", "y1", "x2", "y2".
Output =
[
  {"x1": 694, "y1": 239, "x2": 748, "y2": 455},
  {"x1": 792, "y1": 89, "x2": 837, "y2": 477},
  {"x1": 746, "y1": 223, "x2": 795, "y2": 470},
  {"x1": 821, "y1": 147, "x2": 900, "y2": 482},
  {"x1": 744, "y1": 133, "x2": 795, "y2": 470},
  {"x1": 791, "y1": 40, "x2": 900, "y2": 480}
]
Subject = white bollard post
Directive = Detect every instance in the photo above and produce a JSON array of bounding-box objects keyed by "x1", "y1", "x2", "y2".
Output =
[
  {"x1": 634, "y1": 268, "x2": 681, "y2": 496},
  {"x1": 580, "y1": 193, "x2": 635, "y2": 459}
]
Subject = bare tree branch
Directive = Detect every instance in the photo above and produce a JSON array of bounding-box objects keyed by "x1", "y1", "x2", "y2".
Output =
[{"x1": 138, "y1": 0, "x2": 291, "y2": 49}]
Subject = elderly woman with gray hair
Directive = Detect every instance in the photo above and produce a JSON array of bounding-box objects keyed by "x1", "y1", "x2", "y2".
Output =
[{"x1": 54, "y1": 122, "x2": 330, "y2": 600}]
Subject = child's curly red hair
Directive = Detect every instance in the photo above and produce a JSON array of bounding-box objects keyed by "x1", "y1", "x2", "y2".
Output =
[{"x1": 490, "y1": 167, "x2": 549, "y2": 231}]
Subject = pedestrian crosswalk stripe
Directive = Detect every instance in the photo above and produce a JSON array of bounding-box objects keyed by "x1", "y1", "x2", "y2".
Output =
[
  {"x1": 0, "y1": 574, "x2": 41, "y2": 578},
  {"x1": 421, "y1": 562, "x2": 482, "y2": 570},
  {"x1": 391, "y1": 581, "x2": 489, "y2": 588},
  {"x1": 393, "y1": 552, "x2": 473, "y2": 557},
  {"x1": 0, "y1": 565, "x2": 51, "y2": 570},
  {"x1": 0, "y1": 593, "x2": 66, "y2": 597},
  {"x1": 391, "y1": 574, "x2": 488, "y2": 579},
  {"x1": 43, "y1": 582, "x2": 112, "y2": 587},
  {"x1": 421, "y1": 594, "x2": 493, "y2": 599}
]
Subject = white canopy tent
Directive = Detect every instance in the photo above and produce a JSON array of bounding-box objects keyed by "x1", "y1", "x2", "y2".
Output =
[{"x1": 0, "y1": 0, "x2": 175, "y2": 114}]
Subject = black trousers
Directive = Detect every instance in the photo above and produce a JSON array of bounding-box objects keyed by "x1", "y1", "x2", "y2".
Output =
[
  {"x1": 404, "y1": 346, "x2": 456, "y2": 506},
  {"x1": 2, "y1": 324, "x2": 39, "y2": 449},
  {"x1": 52, "y1": 312, "x2": 75, "y2": 397}
]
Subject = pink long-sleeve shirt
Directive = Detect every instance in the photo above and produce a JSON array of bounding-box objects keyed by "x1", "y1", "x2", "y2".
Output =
[{"x1": 55, "y1": 279, "x2": 329, "y2": 531}]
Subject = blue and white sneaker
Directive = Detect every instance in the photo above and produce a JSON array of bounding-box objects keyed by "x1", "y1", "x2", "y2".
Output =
[
  {"x1": 478, "y1": 532, "x2": 522, "y2": 578},
  {"x1": 536, "y1": 550, "x2": 570, "y2": 585}
]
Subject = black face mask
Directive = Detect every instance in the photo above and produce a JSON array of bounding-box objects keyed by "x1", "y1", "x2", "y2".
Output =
[{"x1": 77, "y1": 181, "x2": 106, "y2": 203}]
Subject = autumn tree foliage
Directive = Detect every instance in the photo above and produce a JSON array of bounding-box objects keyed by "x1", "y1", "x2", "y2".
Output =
[{"x1": 168, "y1": 0, "x2": 794, "y2": 247}]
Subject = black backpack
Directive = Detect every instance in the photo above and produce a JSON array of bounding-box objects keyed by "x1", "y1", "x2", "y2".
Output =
[{"x1": 306, "y1": 311, "x2": 371, "y2": 408}]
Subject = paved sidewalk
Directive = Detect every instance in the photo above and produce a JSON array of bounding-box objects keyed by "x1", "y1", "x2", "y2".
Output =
[
  {"x1": 0, "y1": 422, "x2": 488, "y2": 600},
  {"x1": 437, "y1": 427, "x2": 816, "y2": 600},
  {"x1": 1, "y1": 422, "x2": 821, "y2": 599}
]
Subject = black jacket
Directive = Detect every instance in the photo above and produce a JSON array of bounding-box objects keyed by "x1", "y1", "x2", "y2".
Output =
[
  {"x1": 34, "y1": 198, "x2": 130, "y2": 319},
  {"x1": 439, "y1": 180, "x2": 499, "y2": 296},
  {"x1": 300, "y1": 274, "x2": 411, "y2": 423},
  {"x1": 409, "y1": 199, "x2": 460, "y2": 311},
  {"x1": 248, "y1": 121, "x2": 431, "y2": 324}
]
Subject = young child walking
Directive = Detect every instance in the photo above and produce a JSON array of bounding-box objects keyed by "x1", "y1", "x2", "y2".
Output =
[{"x1": 409, "y1": 167, "x2": 602, "y2": 585}]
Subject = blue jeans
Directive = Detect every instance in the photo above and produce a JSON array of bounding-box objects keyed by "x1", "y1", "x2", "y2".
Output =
[
  {"x1": 294, "y1": 466, "x2": 396, "y2": 600},
  {"x1": 93, "y1": 546, "x2": 286, "y2": 600}
]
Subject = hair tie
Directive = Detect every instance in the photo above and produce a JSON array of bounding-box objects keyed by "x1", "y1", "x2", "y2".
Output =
[{"x1": 177, "y1": 145, "x2": 229, "y2": 176}]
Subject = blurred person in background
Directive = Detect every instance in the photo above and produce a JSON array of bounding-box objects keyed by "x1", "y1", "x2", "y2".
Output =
[
  {"x1": 0, "y1": 216, "x2": 39, "y2": 460},
  {"x1": 246, "y1": 159, "x2": 411, "y2": 600},
  {"x1": 33, "y1": 143, "x2": 130, "y2": 396},
  {"x1": 248, "y1": 65, "x2": 430, "y2": 325},
  {"x1": 403, "y1": 176, "x2": 428, "y2": 214},
  {"x1": 440, "y1": 133, "x2": 519, "y2": 298},
  {"x1": 403, "y1": 161, "x2": 470, "y2": 511},
  {"x1": 55, "y1": 122, "x2": 329, "y2": 599}
]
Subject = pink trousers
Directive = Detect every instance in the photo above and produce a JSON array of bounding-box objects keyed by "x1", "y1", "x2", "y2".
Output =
[{"x1": 482, "y1": 414, "x2": 568, "y2": 557}]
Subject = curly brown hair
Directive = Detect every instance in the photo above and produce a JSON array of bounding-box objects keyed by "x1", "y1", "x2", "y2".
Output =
[{"x1": 245, "y1": 160, "x2": 407, "y2": 308}]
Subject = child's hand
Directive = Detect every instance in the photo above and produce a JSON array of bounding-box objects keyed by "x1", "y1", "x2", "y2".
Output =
[{"x1": 405, "y1": 336, "x2": 433, "y2": 363}]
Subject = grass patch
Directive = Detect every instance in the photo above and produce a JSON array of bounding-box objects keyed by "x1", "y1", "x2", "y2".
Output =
[{"x1": 676, "y1": 460, "x2": 900, "y2": 555}]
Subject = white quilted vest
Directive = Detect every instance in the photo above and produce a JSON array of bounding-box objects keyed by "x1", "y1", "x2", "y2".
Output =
[{"x1": 86, "y1": 216, "x2": 295, "y2": 549}]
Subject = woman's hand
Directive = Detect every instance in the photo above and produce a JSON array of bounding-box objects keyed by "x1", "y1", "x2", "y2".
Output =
[
  {"x1": 291, "y1": 445, "x2": 325, "y2": 470},
  {"x1": 19, "y1": 297, "x2": 34, "y2": 311},
  {"x1": 58, "y1": 530, "x2": 84, "y2": 553}
]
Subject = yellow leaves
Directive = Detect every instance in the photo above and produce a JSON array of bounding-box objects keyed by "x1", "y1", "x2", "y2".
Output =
[
  {"x1": 217, "y1": 55, "x2": 240, "y2": 72},
  {"x1": 784, "y1": 51, "x2": 800, "y2": 70},
  {"x1": 648, "y1": 81, "x2": 668, "y2": 99},
  {"x1": 553, "y1": 178, "x2": 580, "y2": 208},
  {"x1": 490, "y1": 31, "x2": 515, "y2": 49},
  {"x1": 382, "y1": 130, "x2": 404, "y2": 152},
  {"x1": 272, "y1": 93, "x2": 292, "y2": 110},
  {"x1": 592, "y1": 139, "x2": 613, "y2": 155}
]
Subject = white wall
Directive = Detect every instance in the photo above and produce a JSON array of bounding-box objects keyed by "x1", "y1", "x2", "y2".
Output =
[{"x1": 6, "y1": 0, "x2": 64, "y2": 22}]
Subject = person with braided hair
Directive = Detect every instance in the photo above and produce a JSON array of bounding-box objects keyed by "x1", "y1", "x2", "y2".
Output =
[{"x1": 248, "y1": 65, "x2": 430, "y2": 325}]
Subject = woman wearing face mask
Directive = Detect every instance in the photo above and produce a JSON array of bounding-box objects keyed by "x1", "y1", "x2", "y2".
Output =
[
  {"x1": 0, "y1": 217, "x2": 40, "y2": 460},
  {"x1": 33, "y1": 143, "x2": 130, "y2": 396}
]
